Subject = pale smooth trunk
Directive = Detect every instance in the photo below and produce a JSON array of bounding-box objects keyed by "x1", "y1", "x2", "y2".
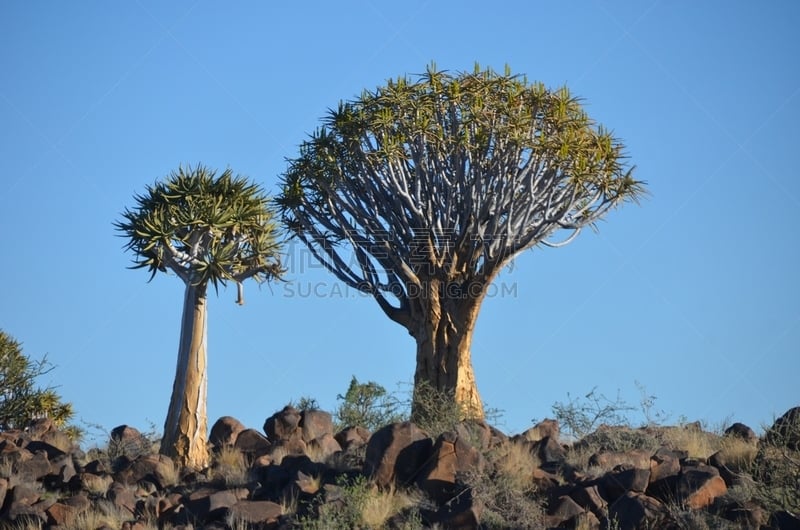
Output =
[
  {"x1": 160, "y1": 283, "x2": 209, "y2": 469},
  {"x1": 411, "y1": 282, "x2": 485, "y2": 421}
]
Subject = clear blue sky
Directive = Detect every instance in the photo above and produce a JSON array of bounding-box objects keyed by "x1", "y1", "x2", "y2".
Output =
[{"x1": 1, "y1": 1, "x2": 798, "y2": 445}]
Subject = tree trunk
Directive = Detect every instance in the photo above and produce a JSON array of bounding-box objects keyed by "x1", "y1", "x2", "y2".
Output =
[
  {"x1": 410, "y1": 279, "x2": 485, "y2": 422},
  {"x1": 160, "y1": 283, "x2": 209, "y2": 469}
]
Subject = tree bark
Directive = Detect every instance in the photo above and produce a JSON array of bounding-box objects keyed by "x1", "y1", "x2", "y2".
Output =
[
  {"x1": 410, "y1": 279, "x2": 485, "y2": 421},
  {"x1": 160, "y1": 283, "x2": 209, "y2": 469}
]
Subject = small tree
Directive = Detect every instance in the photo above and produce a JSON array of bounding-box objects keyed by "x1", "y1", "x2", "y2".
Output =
[
  {"x1": 0, "y1": 330, "x2": 74, "y2": 431},
  {"x1": 116, "y1": 165, "x2": 282, "y2": 468},
  {"x1": 335, "y1": 376, "x2": 403, "y2": 431},
  {"x1": 277, "y1": 65, "x2": 645, "y2": 420}
]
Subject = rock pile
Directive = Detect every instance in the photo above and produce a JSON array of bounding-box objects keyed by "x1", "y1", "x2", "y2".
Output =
[{"x1": 0, "y1": 407, "x2": 798, "y2": 529}]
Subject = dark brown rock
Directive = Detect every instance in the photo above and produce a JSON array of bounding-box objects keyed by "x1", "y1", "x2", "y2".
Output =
[
  {"x1": 25, "y1": 418, "x2": 56, "y2": 439},
  {"x1": 109, "y1": 425, "x2": 152, "y2": 459},
  {"x1": 649, "y1": 447, "x2": 681, "y2": 484},
  {"x1": 608, "y1": 492, "x2": 664, "y2": 530},
  {"x1": 534, "y1": 435, "x2": 566, "y2": 469},
  {"x1": 724, "y1": 422, "x2": 757, "y2": 444},
  {"x1": 770, "y1": 510, "x2": 800, "y2": 530},
  {"x1": 209, "y1": 416, "x2": 245, "y2": 449},
  {"x1": 127, "y1": 454, "x2": 176, "y2": 489},
  {"x1": 3, "y1": 484, "x2": 45, "y2": 524},
  {"x1": 364, "y1": 421, "x2": 432, "y2": 488},
  {"x1": 300, "y1": 409, "x2": 334, "y2": 443},
  {"x1": 229, "y1": 500, "x2": 282, "y2": 525},
  {"x1": 234, "y1": 428, "x2": 272, "y2": 457},
  {"x1": 719, "y1": 499, "x2": 766, "y2": 529},
  {"x1": 765, "y1": 406, "x2": 800, "y2": 450},
  {"x1": 570, "y1": 484, "x2": 607, "y2": 513},
  {"x1": 677, "y1": 462, "x2": 727, "y2": 510},
  {"x1": 545, "y1": 495, "x2": 585, "y2": 528},
  {"x1": 519, "y1": 418, "x2": 559, "y2": 443},
  {"x1": 15, "y1": 449, "x2": 51, "y2": 481},
  {"x1": 456, "y1": 420, "x2": 507, "y2": 451},
  {"x1": 419, "y1": 430, "x2": 482, "y2": 504},
  {"x1": 589, "y1": 449, "x2": 651, "y2": 471},
  {"x1": 108, "y1": 482, "x2": 137, "y2": 514},
  {"x1": 307, "y1": 432, "x2": 342, "y2": 461},
  {"x1": 531, "y1": 467, "x2": 560, "y2": 491},
  {"x1": 187, "y1": 487, "x2": 246, "y2": 521},
  {"x1": 597, "y1": 465, "x2": 651, "y2": 502},
  {"x1": 46, "y1": 502, "x2": 78, "y2": 526},
  {"x1": 264, "y1": 406, "x2": 302, "y2": 443},
  {"x1": 334, "y1": 426, "x2": 371, "y2": 451}
]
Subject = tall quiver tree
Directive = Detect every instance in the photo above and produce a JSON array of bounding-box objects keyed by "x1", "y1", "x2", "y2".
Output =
[
  {"x1": 277, "y1": 65, "x2": 645, "y2": 421},
  {"x1": 116, "y1": 165, "x2": 282, "y2": 468}
]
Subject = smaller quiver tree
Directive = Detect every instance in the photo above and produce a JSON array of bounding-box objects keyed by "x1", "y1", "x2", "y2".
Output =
[{"x1": 116, "y1": 165, "x2": 282, "y2": 468}]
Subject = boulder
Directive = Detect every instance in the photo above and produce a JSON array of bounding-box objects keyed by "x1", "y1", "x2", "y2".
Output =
[
  {"x1": 364, "y1": 421, "x2": 432, "y2": 488},
  {"x1": 456, "y1": 420, "x2": 507, "y2": 451},
  {"x1": 648, "y1": 447, "x2": 682, "y2": 484},
  {"x1": 597, "y1": 464, "x2": 651, "y2": 502},
  {"x1": 186, "y1": 487, "x2": 247, "y2": 522},
  {"x1": 228, "y1": 500, "x2": 283, "y2": 526},
  {"x1": 109, "y1": 425, "x2": 152, "y2": 460},
  {"x1": 307, "y1": 433, "x2": 342, "y2": 461},
  {"x1": 418, "y1": 430, "x2": 482, "y2": 504},
  {"x1": 14, "y1": 450, "x2": 51, "y2": 481},
  {"x1": 724, "y1": 422, "x2": 757, "y2": 444},
  {"x1": 608, "y1": 492, "x2": 664, "y2": 530},
  {"x1": 334, "y1": 426, "x2": 371, "y2": 451},
  {"x1": 300, "y1": 409, "x2": 334, "y2": 443},
  {"x1": 518, "y1": 419, "x2": 559, "y2": 443},
  {"x1": 209, "y1": 416, "x2": 245, "y2": 450},
  {"x1": 45, "y1": 502, "x2": 79, "y2": 527},
  {"x1": 677, "y1": 462, "x2": 727, "y2": 510},
  {"x1": 107, "y1": 481, "x2": 137, "y2": 514},
  {"x1": 264, "y1": 406, "x2": 302, "y2": 443},
  {"x1": 545, "y1": 495, "x2": 586, "y2": 528},
  {"x1": 765, "y1": 406, "x2": 800, "y2": 450},
  {"x1": 3, "y1": 483, "x2": 45, "y2": 524},
  {"x1": 126, "y1": 454, "x2": 177, "y2": 489},
  {"x1": 234, "y1": 428, "x2": 271, "y2": 457},
  {"x1": 534, "y1": 435, "x2": 566, "y2": 470},
  {"x1": 770, "y1": 510, "x2": 800, "y2": 530},
  {"x1": 589, "y1": 449, "x2": 651, "y2": 472},
  {"x1": 570, "y1": 484, "x2": 607, "y2": 513}
]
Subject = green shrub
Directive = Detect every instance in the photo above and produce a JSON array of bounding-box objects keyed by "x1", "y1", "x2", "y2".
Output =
[
  {"x1": 0, "y1": 330, "x2": 75, "y2": 432},
  {"x1": 334, "y1": 376, "x2": 404, "y2": 432}
]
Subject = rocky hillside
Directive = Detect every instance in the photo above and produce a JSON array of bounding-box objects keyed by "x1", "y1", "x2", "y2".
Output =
[{"x1": 0, "y1": 406, "x2": 798, "y2": 529}]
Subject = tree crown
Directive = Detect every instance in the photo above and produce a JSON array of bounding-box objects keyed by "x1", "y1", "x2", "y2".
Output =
[
  {"x1": 277, "y1": 65, "x2": 645, "y2": 321},
  {"x1": 0, "y1": 330, "x2": 74, "y2": 431},
  {"x1": 116, "y1": 165, "x2": 283, "y2": 293}
]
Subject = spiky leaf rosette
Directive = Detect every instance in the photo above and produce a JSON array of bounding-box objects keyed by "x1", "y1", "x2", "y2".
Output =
[
  {"x1": 277, "y1": 64, "x2": 645, "y2": 323},
  {"x1": 116, "y1": 165, "x2": 282, "y2": 294}
]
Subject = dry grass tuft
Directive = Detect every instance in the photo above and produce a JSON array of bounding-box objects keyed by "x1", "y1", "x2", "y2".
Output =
[
  {"x1": 493, "y1": 440, "x2": 541, "y2": 492},
  {"x1": 62, "y1": 500, "x2": 130, "y2": 530},
  {"x1": 660, "y1": 426, "x2": 721, "y2": 459},
  {"x1": 211, "y1": 445, "x2": 251, "y2": 487},
  {"x1": 360, "y1": 486, "x2": 422, "y2": 528}
]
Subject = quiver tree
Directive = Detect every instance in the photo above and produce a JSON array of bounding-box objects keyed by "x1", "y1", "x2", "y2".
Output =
[
  {"x1": 277, "y1": 65, "x2": 645, "y2": 421},
  {"x1": 116, "y1": 165, "x2": 282, "y2": 468}
]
